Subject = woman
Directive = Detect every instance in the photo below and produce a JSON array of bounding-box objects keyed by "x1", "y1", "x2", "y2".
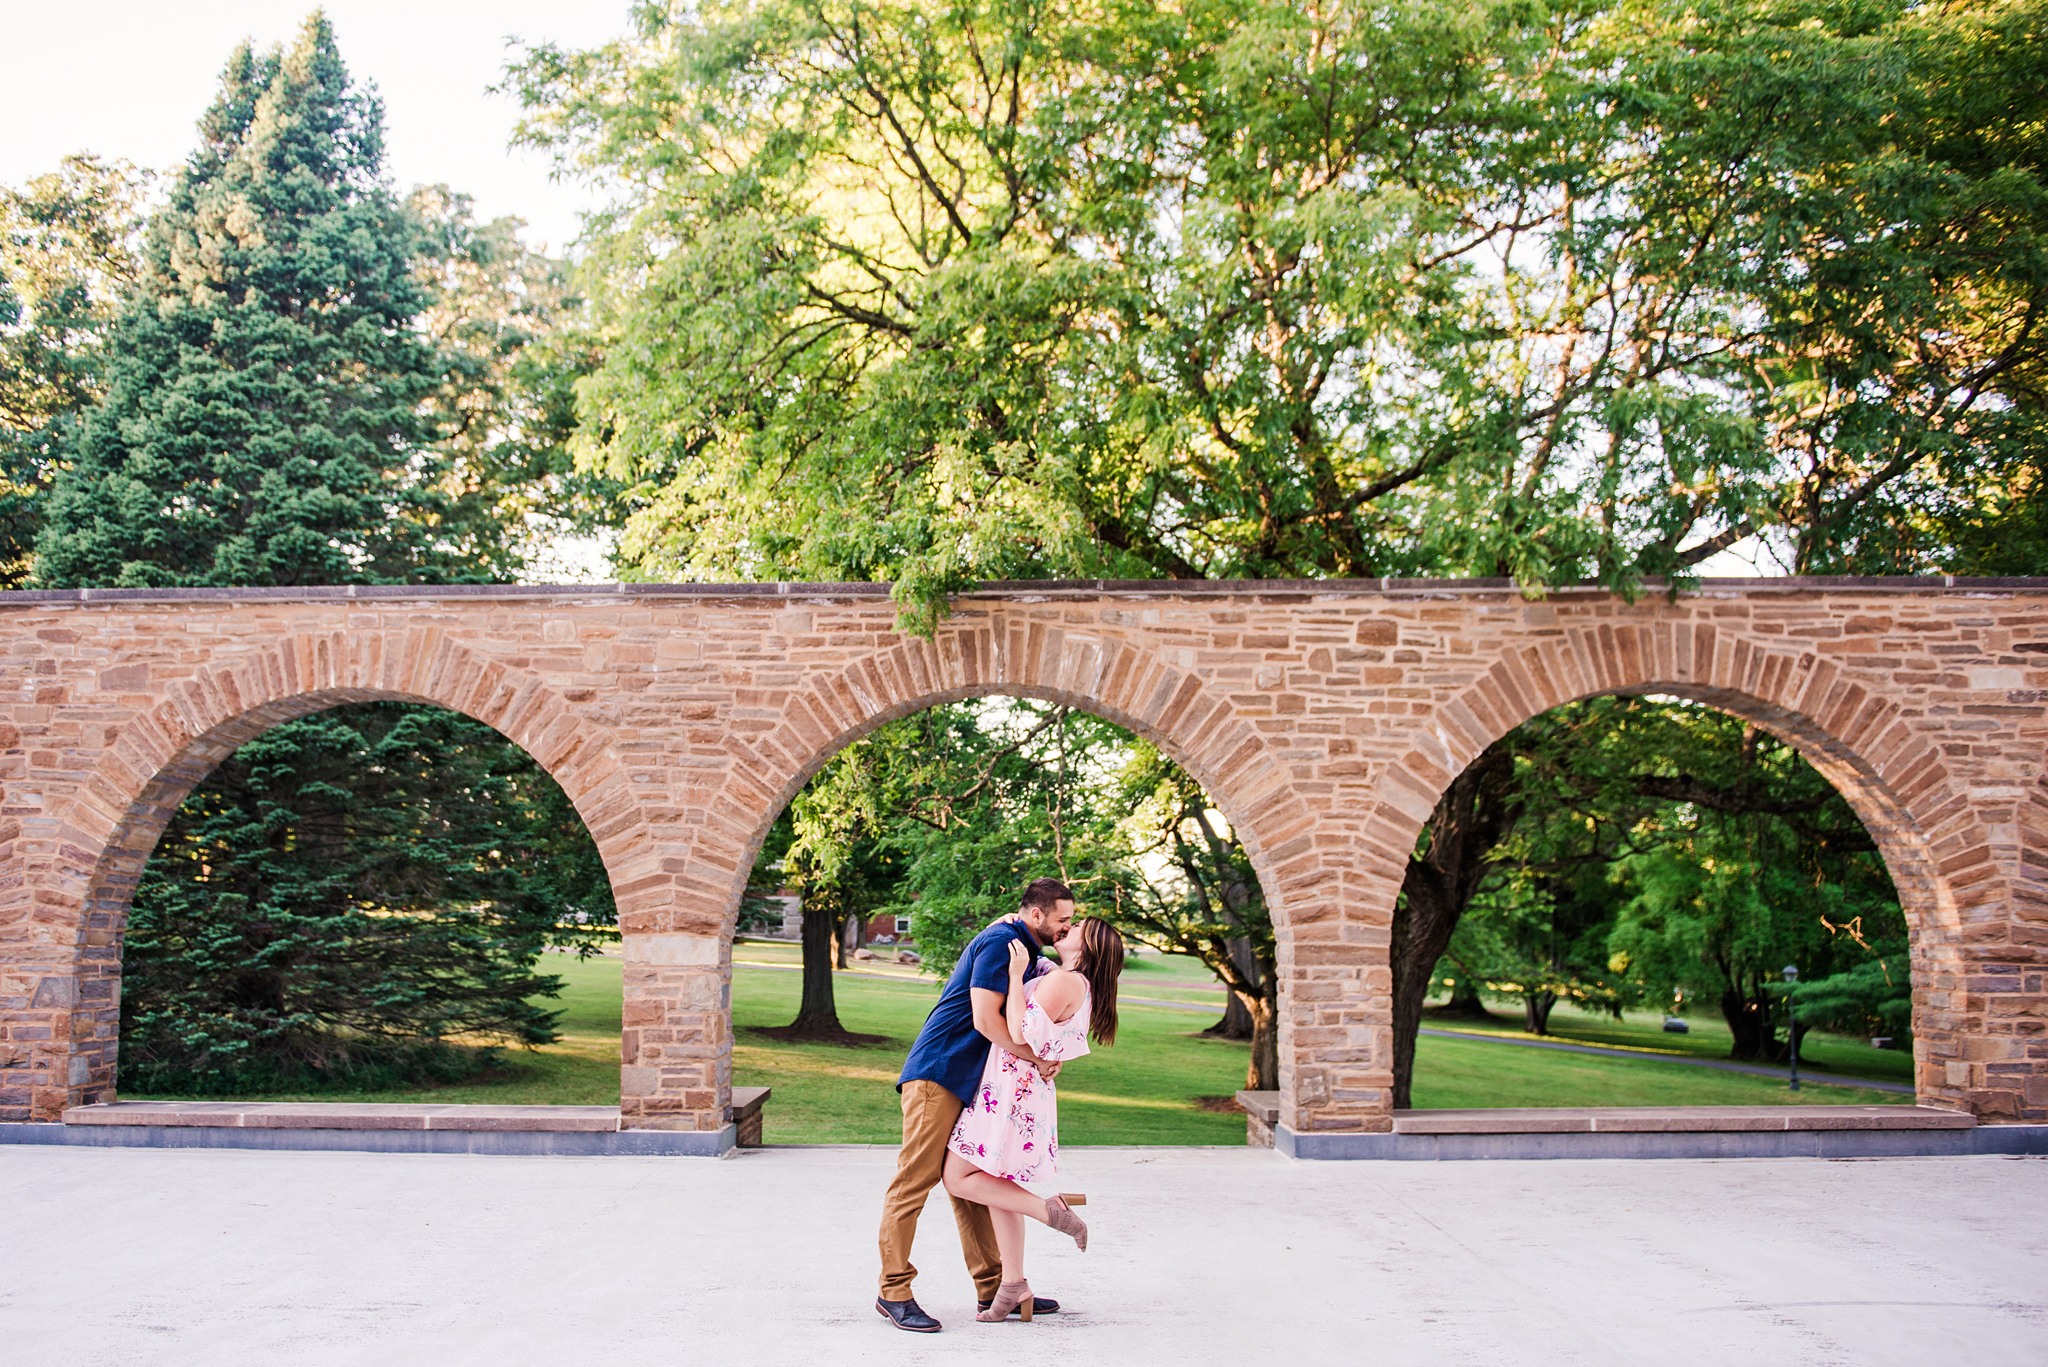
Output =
[{"x1": 943, "y1": 915, "x2": 1125, "y2": 1323}]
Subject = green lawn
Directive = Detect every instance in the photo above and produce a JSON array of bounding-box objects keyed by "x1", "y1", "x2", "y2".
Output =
[
  {"x1": 1410, "y1": 1033, "x2": 1906, "y2": 1109},
  {"x1": 125, "y1": 951, "x2": 1915, "y2": 1128},
  {"x1": 124, "y1": 952, "x2": 1251, "y2": 1142},
  {"x1": 728, "y1": 953, "x2": 1250, "y2": 1144},
  {"x1": 1418, "y1": 995, "x2": 1916, "y2": 1087},
  {"x1": 125, "y1": 950, "x2": 631, "y2": 1107}
]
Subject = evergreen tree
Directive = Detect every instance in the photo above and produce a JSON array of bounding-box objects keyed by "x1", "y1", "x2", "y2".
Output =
[
  {"x1": 25, "y1": 15, "x2": 619, "y2": 1092},
  {"x1": 121, "y1": 705, "x2": 610, "y2": 1093},
  {"x1": 34, "y1": 16, "x2": 469, "y2": 588}
]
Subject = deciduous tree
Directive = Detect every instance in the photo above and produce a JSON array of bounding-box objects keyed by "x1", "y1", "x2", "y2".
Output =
[
  {"x1": 511, "y1": 0, "x2": 2047, "y2": 623},
  {"x1": 0, "y1": 155, "x2": 148, "y2": 584}
]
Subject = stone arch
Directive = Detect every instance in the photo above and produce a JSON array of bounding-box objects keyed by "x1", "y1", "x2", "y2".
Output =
[
  {"x1": 609, "y1": 614, "x2": 1329, "y2": 1132},
  {"x1": 1352, "y1": 617, "x2": 1987, "y2": 1112},
  {"x1": 48, "y1": 627, "x2": 651, "y2": 1109},
  {"x1": 704, "y1": 617, "x2": 1320, "y2": 941}
]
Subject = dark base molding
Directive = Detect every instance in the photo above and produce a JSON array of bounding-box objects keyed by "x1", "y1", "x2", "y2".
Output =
[
  {"x1": 0, "y1": 1121, "x2": 737, "y2": 1157},
  {"x1": 1277, "y1": 1123, "x2": 2048, "y2": 1161}
]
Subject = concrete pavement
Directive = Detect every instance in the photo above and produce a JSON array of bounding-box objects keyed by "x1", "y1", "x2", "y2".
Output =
[{"x1": 2, "y1": 1144, "x2": 2043, "y2": 1366}]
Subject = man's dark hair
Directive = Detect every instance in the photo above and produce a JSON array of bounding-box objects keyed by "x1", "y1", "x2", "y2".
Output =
[{"x1": 1019, "y1": 877, "x2": 1073, "y2": 913}]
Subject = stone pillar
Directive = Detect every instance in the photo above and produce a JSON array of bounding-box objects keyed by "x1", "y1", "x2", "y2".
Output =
[
  {"x1": 1932, "y1": 944, "x2": 2047, "y2": 1121},
  {"x1": 1, "y1": 946, "x2": 118, "y2": 1122},
  {"x1": 1265, "y1": 832, "x2": 1399, "y2": 1137},
  {"x1": 618, "y1": 930, "x2": 731, "y2": 1131},
  {"x1": 1, "y1": 778, "x2": 122, "y2": 1121},
  {"x1": 2, "y1": 958, "x2": 67, "y2": 1122},
  {"x1": 1282, "y1": 938, "x2": 1392, "y2": 1135}
]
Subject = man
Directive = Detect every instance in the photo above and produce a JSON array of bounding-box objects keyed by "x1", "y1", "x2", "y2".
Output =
[{"x1": 874, "y1": 877, "x2": 1074, "y2": 1332}]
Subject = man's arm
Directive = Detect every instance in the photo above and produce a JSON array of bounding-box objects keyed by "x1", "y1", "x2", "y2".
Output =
[
  {"x1": 971, "y1": 987, "x2": 1036, "y2": 1059},
  {"x1": 970, "y1": 984, "x2": 1062, "y2": 1080}
]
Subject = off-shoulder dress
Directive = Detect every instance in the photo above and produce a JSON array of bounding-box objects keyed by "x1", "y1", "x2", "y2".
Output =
[{"x1": 945, "y1": 975, "x2": 1091, "y2": 1184}]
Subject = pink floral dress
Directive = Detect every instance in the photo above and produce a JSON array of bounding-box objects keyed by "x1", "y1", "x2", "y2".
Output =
[{"x1": 947, "y1": 976, "x2": 1091, "y2": 1184}]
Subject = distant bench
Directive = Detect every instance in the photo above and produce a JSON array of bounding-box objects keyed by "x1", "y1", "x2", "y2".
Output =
[
  {"x1": 729, "y1": 1086, "x2": 772, "y2": 1147},
  {"x1": 1235, "y1": 1091, "x2": 1280, "y2": 1147}
]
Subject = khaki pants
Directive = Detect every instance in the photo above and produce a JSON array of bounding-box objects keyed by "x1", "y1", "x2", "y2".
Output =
[{"x1": 878, "y1": 1080, "x2": 1001, "y2": 1301}]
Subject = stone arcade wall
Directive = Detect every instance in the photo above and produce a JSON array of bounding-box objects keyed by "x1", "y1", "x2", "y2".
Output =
[{"x1": 2, "y1": 578, "x2": 2044, "y2": 1135}]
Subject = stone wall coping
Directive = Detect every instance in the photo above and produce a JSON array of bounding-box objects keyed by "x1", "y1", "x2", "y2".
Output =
[
  {"x1": 1390, "y1": 1105, "x2": 1976, "y2": 1134},
  {"x1": 2, "y1": 573, "x2": 2045, "y2": 609},
  {"x1": 1278, "y1": 1122, "x2": 2047, "y2": 1161}
]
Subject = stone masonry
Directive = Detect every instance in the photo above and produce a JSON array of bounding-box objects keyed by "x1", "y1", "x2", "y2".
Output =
[{"x1": 2, "y1": 577, "x2": 2045, "y2": 1135}]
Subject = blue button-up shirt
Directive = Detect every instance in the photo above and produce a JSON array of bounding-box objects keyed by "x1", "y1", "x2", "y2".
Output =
[{"x1": 898, "y1": 921, "x2": 1049, "y2": 1106}]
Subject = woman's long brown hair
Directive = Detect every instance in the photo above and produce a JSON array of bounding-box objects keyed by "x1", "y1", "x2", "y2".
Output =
[{"x1": 1074, "y1": 918, "x2": 1125, "y2": 1046}]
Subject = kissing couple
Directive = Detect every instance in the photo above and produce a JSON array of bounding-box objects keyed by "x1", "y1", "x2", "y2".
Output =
[{"x1": 875, "y1": 877, "x2": 1126, "y2": 1331}]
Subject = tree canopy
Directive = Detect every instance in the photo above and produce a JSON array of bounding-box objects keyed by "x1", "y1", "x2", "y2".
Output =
[
  {"x1": 511, "y1": 0, "x2": 2048, "y2": 628},
  {"x1": 503, "y1": 0, "x2": 2035, "y2": 1096},
  {"x1": 0, "y1": 155, "x2": 148, "y2": 585}
]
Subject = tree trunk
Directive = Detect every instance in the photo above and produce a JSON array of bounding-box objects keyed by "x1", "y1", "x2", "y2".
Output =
[
  {"x1": 1443, "y1": 974, "x2": 1490, "y2": 1018},
  {"x1": 1392, "y1": 878, "x2": 1464, "y2": 1111},
  {"x1": 1243, "y1": 985, "x2": 1279, "y2": 1091},
  {"x1": 1203, "y1": 935, "x2": 1259, "y2": 1040},
  {"x1": 836, "y1": 912, "x2": 858, "y2": 969},
  {"x1": 789, "y1": 904, "x2": 845, "y2": 1034},
  {"x1": 1391, "y1": 746, "x2": 1521, "y2": 1109},
  {"x1": 1721, "y1": 986, "x2": 1777, "y2": 1060},
  {"x1": 1523, "y1": 990, "x2": 1557, "y2": 1035},
  {"x1": 1205, "y1": 990, "x2": 1255, "y2": 1040}
]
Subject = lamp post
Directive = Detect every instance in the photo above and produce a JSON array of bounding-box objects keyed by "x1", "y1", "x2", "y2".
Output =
[{"x1": 1782, "y1": 965, "x2": 1801, "y2": 1093}]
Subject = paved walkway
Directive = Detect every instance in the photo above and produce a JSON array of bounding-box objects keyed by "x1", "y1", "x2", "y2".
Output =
[{"x1": 3, "y1": 1144, "x2": 2043, "y2": 1365}]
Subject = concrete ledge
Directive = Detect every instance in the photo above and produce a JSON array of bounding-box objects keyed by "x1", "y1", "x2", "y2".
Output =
[
  {"x1": 1278, "y1": 1121, "x2": 2048, "y2": 1161},
  {"x1": 62, "y1": 1101, "x2": 623, "y2": 1132},
  {"x1": 1392, "y1": 1105, "x2": 1974, "y2": 1134},
  {"x1": 4, "y1": 1120, "x2": 736, "y2": 1157}
]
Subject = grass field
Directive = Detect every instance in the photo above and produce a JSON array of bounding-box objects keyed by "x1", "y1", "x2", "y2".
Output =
[
  {"x1": 729, "y1": 952, "x2": 1252, "y2": 1144},
  {"x1": 128, "y1": 944, "x2": 1915, "y2": 1133},
  {"x1": 1416, "y1": 996, "x2": 1916, "y2": 1088}
]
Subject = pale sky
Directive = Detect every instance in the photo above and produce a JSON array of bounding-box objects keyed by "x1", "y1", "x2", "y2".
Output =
[{"x1": 0, "y1": 0, "x2": 628, "y2": 253}]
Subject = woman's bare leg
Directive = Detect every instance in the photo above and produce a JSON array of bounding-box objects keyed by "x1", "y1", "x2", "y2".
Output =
[
  {"x1": 943, "y1": 1151, "x2": 1052, "y2": 1224},
  {"x1": 988, "y1": 1207, "x2": 1028, "y2": 1284}
]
